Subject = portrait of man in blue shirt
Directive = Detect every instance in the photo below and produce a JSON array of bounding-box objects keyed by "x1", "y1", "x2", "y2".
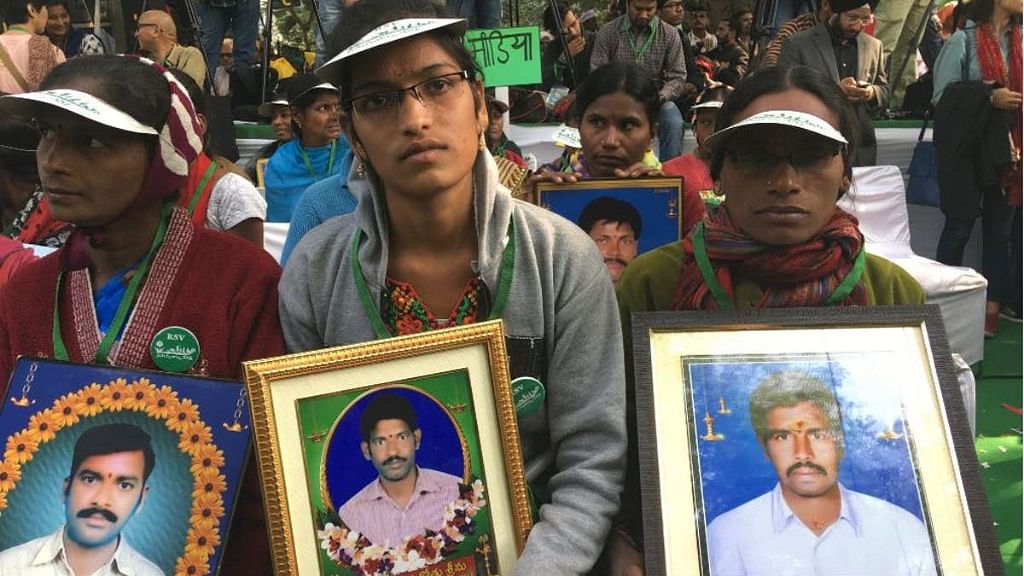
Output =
[{"x1": 707, "y1": 370, "x2": 938, "y2": 576}]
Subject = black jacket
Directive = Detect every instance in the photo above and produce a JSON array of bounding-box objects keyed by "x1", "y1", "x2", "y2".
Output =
[{"x1": 934, "y1": 80, "x2": 1014, "y2": 218}]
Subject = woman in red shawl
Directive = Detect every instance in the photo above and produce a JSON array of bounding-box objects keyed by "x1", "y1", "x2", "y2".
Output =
[{"x1": 0, "y1": 54, "x2": 284, "y2": 575}]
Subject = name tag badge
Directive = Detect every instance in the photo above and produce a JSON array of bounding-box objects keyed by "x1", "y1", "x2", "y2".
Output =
[
  {"x1": 511, "y1": 376, "x2": 545, "y2": 417},
  {"x1": 150, "y1": 326, "x2": 200, "y2": 373}
]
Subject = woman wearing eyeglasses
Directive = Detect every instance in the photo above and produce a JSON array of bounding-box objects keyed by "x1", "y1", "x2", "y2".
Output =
[
  {"x1": 609, "y1": 65, "x2": 923, "y2": 574},
  {"x1": 280, "y1": 0, "x2": 626, "y2": 573},
  {"x1": 263, "y1": 73, "x2": 351, "y2": 222}
]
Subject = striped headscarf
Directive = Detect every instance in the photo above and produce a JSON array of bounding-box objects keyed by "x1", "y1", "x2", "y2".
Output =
[{"x1": 131, "y1": 56, "x2": 204, "y2": 204}]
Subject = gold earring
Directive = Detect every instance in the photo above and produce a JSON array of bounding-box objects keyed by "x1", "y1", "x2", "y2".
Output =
[{"x1": 478, "y1": 129, "x2": 487, "y2": 150}]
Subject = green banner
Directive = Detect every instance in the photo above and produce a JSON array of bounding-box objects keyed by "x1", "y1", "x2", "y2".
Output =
[{"x1": 464, "y1": 26, "x2": 542, "y2": 87}]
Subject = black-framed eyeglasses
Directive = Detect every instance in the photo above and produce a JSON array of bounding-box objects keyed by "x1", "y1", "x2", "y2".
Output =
[
  {"x1": 724, "y1": 143, "x2": 845, "y2": 174},
  {"x1": 345, "y1": 70, "x2": 474, "y2": 118}
]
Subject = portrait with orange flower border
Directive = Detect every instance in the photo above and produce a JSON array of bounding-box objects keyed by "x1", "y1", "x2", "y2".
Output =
[{"x1": 0, "y1": 358, "x2": 253, "y2": 576}]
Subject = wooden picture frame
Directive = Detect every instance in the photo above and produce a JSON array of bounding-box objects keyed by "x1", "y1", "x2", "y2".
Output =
[
  {"x1": 242, "y1": 321, "x2": 532, "y2": 575},
  {"x1": 255, "y1": 158, "x2": 269, "y2": 190},
  {"x1": 631, "y1": 306, "x2": 1003, "y2": 576},
  {"x1": 536, "y1": 177, "x2": 685, "y2": 256},
  {"x1": 0, "y1": 358, "x2": 253, "y2": 576}
]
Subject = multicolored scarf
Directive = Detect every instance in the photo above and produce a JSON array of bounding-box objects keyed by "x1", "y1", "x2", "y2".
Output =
[
  {"x1": 671, "y1": 204, "x2": 869, "y2": 310},
  {"x1": 976, "y1": 21, "x2": 1022, "y2": 205},
  {"x1": 61, "y1": 56, "x2": 203, "y2": 271}
]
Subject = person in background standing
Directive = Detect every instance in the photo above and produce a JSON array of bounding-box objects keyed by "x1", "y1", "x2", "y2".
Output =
[
  {"x1": 0, "y1": 0, "x2": 64, "y2": 94},
  {"x1": 192, "y1": 0, "x2": 259, "y2": 80},
  {"x1": 444, "y1": 0, "x2": 500, "y2": 28},
  {"x1": 931, "y1": 0, "x2": 1022, "y2": 334}
]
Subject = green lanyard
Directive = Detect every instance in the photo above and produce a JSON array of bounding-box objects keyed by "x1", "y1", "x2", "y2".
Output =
[
  {"x1": 299, "y1": 141, "x2": 337, "y2": 179},
  {"x1": 691, "y1": 221, "x2": 867, "y2": 309},
  {"x1": 52, "y1": 201, "x2": 174, "y2": 364},
  {"x1": 188, "y1": 160, "x2": 218, "y2": 215},
  {"x1": 352, "y1": 217, "x2": 517, "y2": 339},
  {"x1": 623, "y1": 17, "x2": 658, "y2": 63}
]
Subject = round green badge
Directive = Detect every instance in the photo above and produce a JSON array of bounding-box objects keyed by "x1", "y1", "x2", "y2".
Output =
[
  {"x1": 511, "y1": 376, "x2": 546, "y2": 417},
  {"x1": 150, "y1": 326, "x2": 200, "y2": 373}
]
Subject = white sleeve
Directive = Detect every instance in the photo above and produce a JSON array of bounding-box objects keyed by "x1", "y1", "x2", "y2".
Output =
[{"x1": 206, "y1": 172, "x2": 267, "y2": 231}]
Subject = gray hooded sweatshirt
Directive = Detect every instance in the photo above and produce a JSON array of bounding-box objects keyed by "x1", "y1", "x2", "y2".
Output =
[{"x1": 279, "y1": 153, "x2": 627, "y2": 574}]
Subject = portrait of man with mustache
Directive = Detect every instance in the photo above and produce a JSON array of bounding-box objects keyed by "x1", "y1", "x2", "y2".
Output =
[
  {"x1": 0, "y1": 423, "x2": 164, "y2": 575},
  {"x1": 706, "y1": 370, "x2": 936, "y2": 576},
  {"x1": 338, "y1": 393, "x2": 462, "y2": 547},
  {"x1": 578, "y1": 196, "x2": 642, "y2": 286}
]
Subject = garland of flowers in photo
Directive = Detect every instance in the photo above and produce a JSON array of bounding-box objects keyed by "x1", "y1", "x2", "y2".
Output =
[
  {"x1": 318, "y1": 479, "x2": 488, "y2": 575},
  {"x1": 0, "y1": 378, "x2": 228, "y2": 576}
]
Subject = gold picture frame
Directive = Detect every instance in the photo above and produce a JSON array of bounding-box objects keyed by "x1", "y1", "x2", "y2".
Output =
[
  {"x1": 630, "y1": 306, "x2": 1002, "y2": 576},
  {"x1": 255, "y1": 158, "x2": 269, "y2": 190},
  {"x1": 243, "y1": 321, "x2": 532, "y2": 575}
]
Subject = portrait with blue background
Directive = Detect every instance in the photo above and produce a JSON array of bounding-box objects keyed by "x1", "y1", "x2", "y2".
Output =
[
  {"x1": 684, "y1": 353, "x2": 927, "y2": 530},
  {"x1": 537, "y1": 178, "x2": 684, "y2": 255},
  {"x1": 320, "y1": 385, "x2": 468, "y2": 513},
  {"x1": 0, "y1": 358, "x2": 252, "y2": 575}
]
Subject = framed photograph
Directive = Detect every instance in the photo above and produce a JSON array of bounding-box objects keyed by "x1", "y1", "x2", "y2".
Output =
[
  {"x1": 631, "y1": 306, "x2": 1003, "y2": 576},
  {"x1": 256, "y1": 158, "x2": 269, "y2": 190},
  {"x1": 0, "y1": 357, "x2": 253, "y2": 576},
  {"x1": 536, "y1": 177, "x2": 684, "y2": 256},
  {"x1": 242, "y1": 320, "x2": 532, "y2": 575}
]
